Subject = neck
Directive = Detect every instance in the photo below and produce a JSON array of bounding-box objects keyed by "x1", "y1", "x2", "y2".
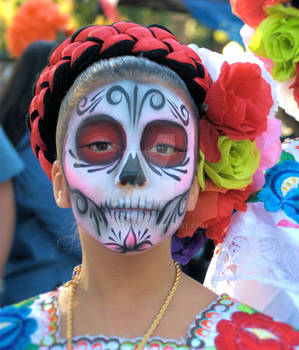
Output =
[{"x1": 78, "y1": 228, "x2": 176, "y2": 305}]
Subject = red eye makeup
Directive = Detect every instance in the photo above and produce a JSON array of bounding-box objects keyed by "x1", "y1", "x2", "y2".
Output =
[
  {"x1": 76, "y1": 116, "x2": 125, "y2": 164},
  {"x1": 141, "y1": 121, "x2": 187, "y2": 167}
]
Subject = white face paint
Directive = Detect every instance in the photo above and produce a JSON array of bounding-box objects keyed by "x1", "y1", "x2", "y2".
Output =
[{"x1": 63, "y1": 80, "x2": 196, "y2": 253}]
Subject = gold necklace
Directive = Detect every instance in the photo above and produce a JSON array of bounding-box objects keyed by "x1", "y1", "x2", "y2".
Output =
[{"x1": 65, "y1": 262, "x2": 181, "y2": 350}]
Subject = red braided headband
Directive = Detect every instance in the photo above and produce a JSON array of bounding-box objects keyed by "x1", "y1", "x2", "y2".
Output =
[{"x1": 29, "y1": 22, "x2": 212, "y2": 180}]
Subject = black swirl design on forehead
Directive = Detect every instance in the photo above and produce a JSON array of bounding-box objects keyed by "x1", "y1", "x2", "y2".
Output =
[
  {"x1": 167, "y1": 99, "x2": 190, "y2": 126},
  {"x1": 106, "y1": 84, "x2": 166, "y2": 127}
]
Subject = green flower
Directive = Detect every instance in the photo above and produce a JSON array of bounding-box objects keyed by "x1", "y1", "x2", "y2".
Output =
[
  {"x1": 204, "y1": 136, "x2": 260, "y2": 189},
  {"x1": 197, "y1": 149, "x2": 206, "y2": 190},
  {"x1": 249, "y1": 4, "x2": 299, "y2": 81}
]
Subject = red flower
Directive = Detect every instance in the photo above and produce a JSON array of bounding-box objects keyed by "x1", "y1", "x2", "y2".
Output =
[
  {"x1": 199, "y1": 118, "x2": 221, "y2": 163},
  {"x1": 204, "y1": 185, "x2": 253, "y2": 244},
  {"x1": 205, "y1": 62, "x2": 272, "y2": 142},
  {"x1": 215, "y1": 311, "x2": 299, "y2": 349},
  {"x1": 289, "y1": 63, "x2": 299, "y2": 109},
  {"x1": 230, "y1": 0, "x2": 284, "y2": 28},
  {"x1": 177, "y1": 181, "x2": 252, "y2": 244}
]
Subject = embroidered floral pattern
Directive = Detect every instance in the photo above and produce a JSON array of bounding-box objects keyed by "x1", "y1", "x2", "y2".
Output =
[
  {"x1": 215, "y1": 312, "x2": 299, "y2": 349},
  {"x1": 0, "y1": 297, "x2": 38, "y2": 350},
  {"x1": 0, "y1": 291, "x2": 298, "y2": 349}
]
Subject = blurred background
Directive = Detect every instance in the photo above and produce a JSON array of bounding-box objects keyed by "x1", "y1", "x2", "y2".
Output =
[
  {"x1": 0, "y1": 0, "x2": 297, "y2": 138},
  {"x1": 0, "y1": 0, "x2": 297, "y2": 284}
]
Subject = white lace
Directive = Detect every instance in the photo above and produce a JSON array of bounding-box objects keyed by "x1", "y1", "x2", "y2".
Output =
[{"x1": 205, "y1": 202, "x2": 299, "y2": 293}]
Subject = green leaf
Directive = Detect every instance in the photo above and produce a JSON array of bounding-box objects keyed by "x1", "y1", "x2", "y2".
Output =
[
  {"x1": 279, "y1": 150, "x2": 295, "y2": 162},
  {"x1": 238, "y1": 304, "x2": 256, "y2": 314}
]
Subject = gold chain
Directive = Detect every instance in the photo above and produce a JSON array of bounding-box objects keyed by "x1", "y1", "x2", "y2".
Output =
[{"x1": 65, "y1": 262, "x2": 181, "y2": 350}]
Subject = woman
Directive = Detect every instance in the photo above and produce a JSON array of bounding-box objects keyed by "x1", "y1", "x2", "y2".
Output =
[
  {"x1": 0, "y1": 22, "x2": 298, "y2": 349},
  {"x1": 0, "y1": 41, "x2": 80, "y2": 306}
]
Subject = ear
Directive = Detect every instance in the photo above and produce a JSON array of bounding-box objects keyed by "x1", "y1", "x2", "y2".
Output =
[
  {"x1": 52, "y1": 160, "x2": 71, "y2": 208},
  {"x1": 186, "y1": 176, "x2": 199, "y2": 211}
]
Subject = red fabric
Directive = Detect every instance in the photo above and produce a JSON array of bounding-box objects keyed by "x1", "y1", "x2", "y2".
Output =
[
  {"x1": 216, "y1": 311, "x2": 299, "y2": 349},
  {"x1": 89, "y1": 26, "x2": 119, "y2": 42},
  {"x1": 73, "y1": 26, "x2": 99, "y2": 42},
  {"x1": 205, "y1": 62, "x2": 272, "y2": 141},
  {"x1": 70, "y1": 41, "x2": 99, "y2": 66},
  {"x1": 49, "y1": 60, "x2": 69, "y2": 93},
  {"x1": 132, "y1": 37, "x2": 169, "y2": 53},
  {"x1": 230, "y1": 0, "x2": 284, "y2": 28},
  {"x1": 289, "y1": 63, "x2": 299, "y2": 108},
  {"x1": 148, "y1": 26, "x2": 177, "y2": 41},
  {"x1": 49, "y1": 38, "x2": 72, "y2": 66}
]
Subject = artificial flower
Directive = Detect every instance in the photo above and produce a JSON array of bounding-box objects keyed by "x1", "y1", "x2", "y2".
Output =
[
  {"x1": 240, "y1": 24, "x2": 274, "y2": 73},
  {"x1": 204, "y1": 136, "x2": 260, "y2": 190},
  {"x1": 171, "y1": 229, "x2": 207, "y2": 265},
  {"x1": 289, "y1": 62, "x2": 299, "y2": 108},
  {"x1": 205, "y1": 61, "x2": 272, "y2": 141},
  {"x1": 199, "y1": 118, "x2": 221, "y2": 163},
  {"x1": 215, "y1": 311, "x2": 299, "y2": 349},
  {"x1": 6, "y1": 0, "x2": 70, "y2": 58},
  {"x1": 258, "y1": 160, "x2": 299, "y2": 224},
  {"x1": 276, "y1": 76, "x2": 299, "y2": 121},
  {"x1": 178, "y1": 180, "x2": 252, "y2": 244},
  {"x1": 249, "y1": 4, "x2": 299, "y2": 82},
  {"x1": 230, "y1": 0, "x2": 284, "y2": 29},
  {"x1": 253, "y1": 116, "x2": 282, "y2": 191},
  {"x1": 205, "y1": 185, "x2": 253, "y2": 244}
]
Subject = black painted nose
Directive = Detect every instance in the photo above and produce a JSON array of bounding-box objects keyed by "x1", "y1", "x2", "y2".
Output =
[{"x1": 119, "y1": 154, "x2": 146, "y2": 187}]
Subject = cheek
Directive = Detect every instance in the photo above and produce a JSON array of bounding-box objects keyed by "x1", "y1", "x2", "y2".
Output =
[{"x1": 63, "y1": 153, "x2": 109, "y2": 204}]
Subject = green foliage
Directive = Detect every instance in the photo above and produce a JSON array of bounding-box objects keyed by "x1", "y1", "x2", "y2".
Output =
[{"x1": 73, "y1": 0, "x2": 100, "y2": 27}]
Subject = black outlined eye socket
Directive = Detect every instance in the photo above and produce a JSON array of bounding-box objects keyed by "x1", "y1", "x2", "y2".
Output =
[
  {"x1": 76, "y1": 116, "x2": 125, "y2": 164},
  {"x1": 141, "y1": 121, "x2": 187, "y2": 167}
]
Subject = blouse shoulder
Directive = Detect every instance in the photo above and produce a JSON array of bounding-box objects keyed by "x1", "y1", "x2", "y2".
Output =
[
  {"x1": 0, "y1": 289, "x2": 59, "y2": 350},
  {"x1": 187, "y1": 294, "x2": 299, "y2": 349}
]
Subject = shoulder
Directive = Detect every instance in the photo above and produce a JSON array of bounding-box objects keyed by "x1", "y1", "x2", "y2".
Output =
[
  {"x1": 187, "y1": 294, "x2": 299, "y2": 349},
  {"x1": 0, "y1": 289, "x2": 60, "y2": 350},
  {"x1": 0, "y1": 126, "x2": 24, "y2": 182}
]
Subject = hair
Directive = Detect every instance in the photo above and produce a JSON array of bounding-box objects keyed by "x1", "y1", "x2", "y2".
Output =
[
  {"x1": 29, "y1": 22, "x2": 212, "y2": 179},
  {"x1": 56, "y1": 55, "x2": 199, "y2": 161},
  {"x1": 0, "y1": 40, "x2": 55, "y2": 146}
]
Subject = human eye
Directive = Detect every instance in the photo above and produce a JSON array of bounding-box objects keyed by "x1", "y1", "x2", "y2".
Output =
[
  {"x1": 141, "y1": 121, "x2": 187, "y2": 167},
  {"x1": 153, "y1": 143, "x2": 177, "y2": 155},
  {"x1": 89, "y1": 141, "x2": 115, "y2": 152},
  {"x1": 76, "y1": 118, "x2": 125, "y2": 164}
]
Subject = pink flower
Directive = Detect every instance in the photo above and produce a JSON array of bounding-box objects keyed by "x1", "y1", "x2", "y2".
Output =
[{"x1": 253, "y1": 117, "x2": 282, "y2": 191}]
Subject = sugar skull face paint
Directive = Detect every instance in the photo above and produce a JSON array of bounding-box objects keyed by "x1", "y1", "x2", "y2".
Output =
[{"x1": 63, "y1": 80, "x2": 196, "y2": 253}]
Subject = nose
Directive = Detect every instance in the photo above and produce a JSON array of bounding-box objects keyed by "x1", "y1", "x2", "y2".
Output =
[{"x1": 118, "y1": 154, "x2": 146, "y2": 187}]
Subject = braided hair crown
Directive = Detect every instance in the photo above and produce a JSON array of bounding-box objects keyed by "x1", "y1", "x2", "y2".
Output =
[{"x1": 29, "y1": 22, "x2": 212, "y2": 180}]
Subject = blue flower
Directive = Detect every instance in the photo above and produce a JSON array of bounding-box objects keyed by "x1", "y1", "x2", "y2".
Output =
[
  {"x1": 0, "y1": 303, "x2": 37, "y2": 350},
  {"x1": 258, "y1": 160, "x2": 299, "y2": 224}
]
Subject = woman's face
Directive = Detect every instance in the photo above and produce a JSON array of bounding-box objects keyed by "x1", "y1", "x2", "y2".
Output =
[{"x1": 63, "y1": 79, "x2": 197, "y2": 253}]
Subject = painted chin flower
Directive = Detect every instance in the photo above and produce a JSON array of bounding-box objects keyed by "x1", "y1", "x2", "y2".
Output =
[
  {"x1": 203, "y1": 136, "x2": 260, "y2": 190},
  {"x1": 205, "y1": 61, "x2": 272, "y2": 142},
  {"x1": 249, "y1": 4, "x2": 299, "y2": 82}
]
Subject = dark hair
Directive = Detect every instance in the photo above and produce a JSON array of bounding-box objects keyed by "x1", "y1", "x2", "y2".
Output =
[{"x1": 0, "y1": 40, "x2": 55, "y2": 146}]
